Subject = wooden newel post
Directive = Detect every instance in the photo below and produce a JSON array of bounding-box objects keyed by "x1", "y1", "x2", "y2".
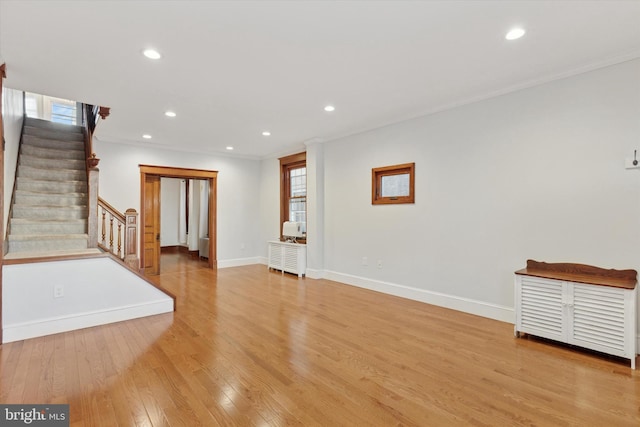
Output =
[{"x1": 124, "y1": 209, "x2": 140, "y2": 271}]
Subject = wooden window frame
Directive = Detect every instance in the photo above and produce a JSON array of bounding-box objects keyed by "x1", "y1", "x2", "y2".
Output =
[
  {"x1": 372, "y1": 162, "x2": 415, "y2": 205},
  {"x1": 280, "y1": 152, "x2": 306, "y2": 242}
]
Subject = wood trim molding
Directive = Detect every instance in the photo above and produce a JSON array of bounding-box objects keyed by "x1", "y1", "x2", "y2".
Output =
[
  {"x1": 3, "y1": 251, "x2": 109, "y2": 266},
  {"x1": 279, "y1": 152, "x2": 306, "y2": 241},
  {"x1": 139, "y1": 165, "x2": 218, "y2": 272},
  {"x1": 515, "y1": 259, "x2": 637, "y2": 289},
  {"x1": 139, "y1": 164, "x2": 218, "y2": 180},
  {"x1": 0, "y1": 62, "x2": 5, "y2": 344},
  {"x1": 372, "y1": 162, "x2": 415, "y2": 205}
]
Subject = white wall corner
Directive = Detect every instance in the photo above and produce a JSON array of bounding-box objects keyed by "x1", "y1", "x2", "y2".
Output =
[{"x1": 324, "y1": 270, "x2": 514, "y2": 323}]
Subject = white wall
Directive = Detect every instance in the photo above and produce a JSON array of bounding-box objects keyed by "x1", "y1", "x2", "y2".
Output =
[
  {"x1": 160, "y1": 177, "x2": 181, "y2": 247},
  {"x1": 317, "y1": 59, "x2": 640, "y2": 322},
  {"x1": 258, "y1": 157, "x2": 281, "y2": 260},
  {"x1": 2, "y1": 87, "x2": 23, "y2": 233},
  {"x1": 96, "y1": 142, "x2": 262, "y2": 265}
]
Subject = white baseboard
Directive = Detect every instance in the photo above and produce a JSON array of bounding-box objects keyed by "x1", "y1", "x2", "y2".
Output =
[
  {"x1": 324, "y1": 270, "x2": 514, "y2": 323},
  {"x1": 3, "y1": 300, "x2": 174, "y2": 344},
  {"x1": 218, "y1": 257, "x2": 262, "y2": 269}
]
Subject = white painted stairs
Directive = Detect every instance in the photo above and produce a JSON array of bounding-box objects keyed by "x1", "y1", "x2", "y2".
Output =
[{"x1": 6, "y1": 117, "x2": 94, "y2": 258}]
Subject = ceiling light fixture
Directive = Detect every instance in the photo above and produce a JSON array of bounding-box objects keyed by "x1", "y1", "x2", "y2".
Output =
[
  {"x1": 143, "y1": 49, "x2": 162, "y2": 59},
  {"x1": 165, "y1": 111, "x2": 176, "y2": 117},
  {"x1": 324, "y1": 105, "x2": 335, "y2": 112},
  {"x1": 505, "y1": 28, "x2": 526, "y2": 40},
  {"x1": 262, "y1": 131, "x2": 271, "y2": 136},
  {"x1": 142, "y1": 134, "x2": 152, "y2": 139},
  {"x1": 226, "y1": 146, "x2": 234, "y2": 150}
]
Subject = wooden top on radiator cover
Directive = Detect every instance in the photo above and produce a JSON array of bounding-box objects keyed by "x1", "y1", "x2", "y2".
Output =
[{"x1": 515, "y1": 259, "x2": 637, "y2": 290}]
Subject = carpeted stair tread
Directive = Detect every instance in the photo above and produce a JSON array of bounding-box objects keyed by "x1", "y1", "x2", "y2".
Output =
[
  {"x1": 7, "y1": 234, "x2": 89, "y2": 253},
  {"x1": 8, "y1": 233, "x2": 89, "y2": 241},
  {"x1": 10, "y1": 218, "x2": 87, "y2": 235},
  {"x1": 19, "y1": 155, "x2": 85, "y2": 170},
  {"x1": 22, "y1": 134, "x2": 84, "y2": 150},
  {"x1": 3, "y1": 247, "x2": 102, "y2": 260},
  {"x1": 15, "y1": 177, "x2": 87, "y2": 193},
  {"x1": 21, "y1": 144, "x2": 86, "y2": 160},
  {"x1": 14, "y1": 190, "x2": 87, "y2": 206},
  {"x1": 17, "y1": 165, "x2": 86, "y2": 181},
  {"x1": 24, "y1": 117, "x2": 83, "y2": 132},
  {"x1": 13, "y1": 205, "x2": 87, "y2": 220}
]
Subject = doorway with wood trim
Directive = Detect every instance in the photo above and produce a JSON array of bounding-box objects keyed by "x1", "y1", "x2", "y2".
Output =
[{"x1": 139, "y1": 165, "x2": 217, "y2": 275}]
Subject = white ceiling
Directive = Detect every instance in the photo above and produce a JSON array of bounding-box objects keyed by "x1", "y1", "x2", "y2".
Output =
[{"x1": 1, "y1": 1, "x2": 640, "y2": 159}]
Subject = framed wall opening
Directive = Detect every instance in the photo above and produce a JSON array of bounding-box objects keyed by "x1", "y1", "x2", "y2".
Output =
[{"x1": 139, "y1": 165, "x2": 218, "y2": 275}]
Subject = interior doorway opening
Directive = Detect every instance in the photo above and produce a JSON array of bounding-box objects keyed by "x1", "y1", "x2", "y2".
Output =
[
  {"x1": 139, "y1": 165, "x2": 218, "y2": 275},
  {"x1": 160, "y1": 177, "x2": 210, "y2": 257}
]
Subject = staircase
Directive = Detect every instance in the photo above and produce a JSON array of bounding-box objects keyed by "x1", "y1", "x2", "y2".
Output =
[{"x1": 5, "y1": 117, "x2": 96, "y2": 258}]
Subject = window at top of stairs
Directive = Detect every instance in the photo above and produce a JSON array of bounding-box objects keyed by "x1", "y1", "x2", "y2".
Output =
[{"x1": 25, "y1": 92, "x2": 79, "y2": 125}]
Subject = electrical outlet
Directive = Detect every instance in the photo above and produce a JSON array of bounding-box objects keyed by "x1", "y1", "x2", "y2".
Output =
[
  {"x1": 54, "y1": 284, "x2": 64, "y2": 298},
  {"x1": 362, "y1": 257, "x2": 368, "y2": 266},
  {"x1": 377, "y1": 260, "x2": 383, "y2": 269}
]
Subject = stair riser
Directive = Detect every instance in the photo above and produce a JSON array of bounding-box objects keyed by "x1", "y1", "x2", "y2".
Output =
[
  {"x1": 8, "y1": 237, "x2": 88, "y2": 253},
  {"x1": 23, "y1": 126, "x2": 84, "y2": 142},
  {"x1": 21, "y1": 144, "x2": 86, "y2": 160},
  {"x1": 15, "y1": 193, "x2": 87, "y2": 207},
  {"x1": 18, "y1": 166, "x2": 86, "y2": 182},
  {"x1": 23, "y1": 134, "x2": 84, "y2": 151},
  {"x1": 11, "y1": 222, "x2": 87, "y2": 235},
  {"x1": 13, "y1": 206, "x2": 87, "y2": 220},
  {"x1": 16, "y1": 178, "x2": 87, "y2": 193},
  {"x1": 20, "y1": 155, "x2": 85, "y2": 170}
]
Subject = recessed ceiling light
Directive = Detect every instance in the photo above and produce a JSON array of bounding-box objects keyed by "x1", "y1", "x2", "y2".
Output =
[
  {"x1": 143, "y1": 49, "x2": 162, "y2": 59},
  {"x1": 226, "y1": 146, "x2": 234, "y2": 150},
  {"x1": 505, "y1": 28, "x2": 526, "y2": 40},
  {"x1": 165, "y1": 111, "x2": 176, "y2": 117},
  {"x1": 262, "y1": 131, "x2": 271, "y2": 136},
  {"x1": 324, "y1": 105, "x2": 335, "y2": 112},
  {"x1": 142, "y1": 134, "x2": 152, "y2": 139}
]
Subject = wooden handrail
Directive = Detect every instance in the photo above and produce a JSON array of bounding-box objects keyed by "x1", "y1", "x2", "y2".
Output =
[
  {"x1": 97, "y1": 198, "x2": 139, "y2": 271},
  {"x1": 98, "y1": 197, "x2": 125, "y2": 223},
  {"x1": 97, "y1": 198, "x2": 140, "y2": 271}
]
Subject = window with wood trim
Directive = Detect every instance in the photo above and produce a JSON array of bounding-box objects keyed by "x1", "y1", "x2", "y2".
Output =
[
  {"x1": 280, "y1": 152, "x2": 307, "y2": 241},
  {"x1": 372, "y1": 162, "x2": 415, "y2": 205}
]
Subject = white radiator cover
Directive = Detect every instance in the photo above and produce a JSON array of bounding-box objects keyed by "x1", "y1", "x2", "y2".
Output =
[
  {"x1": 515, "y1": 275, "x2": 637, "y2": 369},
  {"x1": 267, "y1": 241, "x2": 306, "y2": 277}
]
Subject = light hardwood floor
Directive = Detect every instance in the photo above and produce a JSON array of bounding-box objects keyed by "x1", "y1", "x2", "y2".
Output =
[{"x1": 1, "y1": 253, "x2": 639, "y2": 426}]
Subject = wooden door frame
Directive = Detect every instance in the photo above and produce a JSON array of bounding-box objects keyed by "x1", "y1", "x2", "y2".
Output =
[
  {"x1": 0, "y1": 63, "x2": 6, "y2": 344},
  {"x1": 139, "y1": 165, "x2": 218, "y2": 271}
]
